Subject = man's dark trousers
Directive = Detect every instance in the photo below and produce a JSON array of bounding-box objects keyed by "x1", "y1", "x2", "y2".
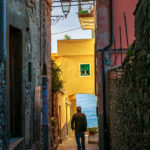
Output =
[{"x1": 75, "y1": 132, "x2": 85, "y2": 150}]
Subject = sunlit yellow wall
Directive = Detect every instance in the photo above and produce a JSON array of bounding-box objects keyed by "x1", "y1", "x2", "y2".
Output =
[
  {"x1": 57, "y1": 91, "x2": 66, "y2": 130},
  {"x1": 57, "y1": 39, "x2": 95, "y2": 96},
  {"x1": 52, "y1": 54, "x2": 73, "y2": 139},
  {"x1": 52, "y1": 39, "x2": 95, "y2": 137},
  {"x1": 51, "y1": 53, "x2": 61, "y2": 65},
  {"x1": 66, "y1": 104, "x2": 70, "y2": 123},
  {"x1": 69, "y1": 95, "x2": 76, "y2": 114},
  {"x1": 57, "y1": 91, "x2": 72, "y2": 139}
]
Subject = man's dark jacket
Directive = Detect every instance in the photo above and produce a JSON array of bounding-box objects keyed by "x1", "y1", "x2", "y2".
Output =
[{"x1": 71, "y1": 112, "x2": 87, "y2": 132}]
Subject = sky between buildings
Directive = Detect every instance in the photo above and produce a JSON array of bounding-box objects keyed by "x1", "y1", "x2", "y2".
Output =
[{"x1": 51, "y1": 3, "x2": 92, "y2": 53}]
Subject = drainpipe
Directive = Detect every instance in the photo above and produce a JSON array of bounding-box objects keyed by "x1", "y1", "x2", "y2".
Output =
[
  {"x1": 0, "y1": 1, "x2": 7, "y2": 150},
  {"x1": 97, "y1": 0, "x2": 113, "y2": 149},
  {"x1": 0, "y1": 0, "x2": 6, "y2": 63}
]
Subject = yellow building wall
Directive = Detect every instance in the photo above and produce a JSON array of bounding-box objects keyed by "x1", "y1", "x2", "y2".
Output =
[
  {"x1": 66, "y1": 104, "x2": 70, "y2": 123},
  {"x1": 57, "y1": 91, "x2": 66, "y2": 130},
  {"x1": 57, "y1": 39, "x2": 94, "y2": 56},
  {"x1": 51, "y1": 53, "x2": 61, "y2": 66},
  {"x1": 52, "y1": 39, "x2": 95, "y2": 138},
  {"x1": 57, "y1": 39, "x2": 95, "y2": 96},
  {"x1": 57, "y1": 91, "x2": 72, "y2": 139},
  {"x1": 69, "y1": 95, "x2": 76, "y2": 114}
]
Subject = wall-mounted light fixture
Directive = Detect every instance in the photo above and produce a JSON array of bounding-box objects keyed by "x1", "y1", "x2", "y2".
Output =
[{"x1": 61, "y1": 0, "x2": 72, "y2": 18}]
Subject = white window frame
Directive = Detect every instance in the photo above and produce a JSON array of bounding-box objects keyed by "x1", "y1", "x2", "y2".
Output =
[{"x1": 79, "y1": 63, "x2": 91, "y2": 77}]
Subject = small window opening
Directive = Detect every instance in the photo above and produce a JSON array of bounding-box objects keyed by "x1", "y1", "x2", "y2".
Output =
[
  {"x1": 28, "y1": 62, "x2": 32, "y2": 82},
  {"x1": 80, "y1": 64, "x2": 90, "y2": 76}
]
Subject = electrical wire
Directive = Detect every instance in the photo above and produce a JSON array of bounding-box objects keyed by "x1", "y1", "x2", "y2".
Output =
[
  {"x1": 52, "y1": 27, "x2": 82, "y2": 35},
  {"x1": 52, "y1": 3, "x2": 94, "y2": 8},
  {"x1": 52, "y1": 20, "x2": 94, "y2": 35}
]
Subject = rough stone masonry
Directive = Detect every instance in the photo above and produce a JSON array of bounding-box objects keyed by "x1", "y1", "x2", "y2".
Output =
[
  {"x1": 0, "y1": 0, "x2": 52, "y2": 149},
  {"x1": 108, "y1": 0, "x2": 150, "y2": 150}
]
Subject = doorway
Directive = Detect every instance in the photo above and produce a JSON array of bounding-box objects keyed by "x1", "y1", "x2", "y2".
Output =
[{"x1": 9, "y1": 26, "x2": 23, "y2": 137}]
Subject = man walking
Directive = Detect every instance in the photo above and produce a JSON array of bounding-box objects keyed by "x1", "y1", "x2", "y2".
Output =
[{"x1": 71, "y1": 106, "x2": 87, "y2": 150}]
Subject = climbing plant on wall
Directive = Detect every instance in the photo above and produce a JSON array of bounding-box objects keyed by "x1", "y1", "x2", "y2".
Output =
[{"x1": 51, "y1": 59, "x2": 63, "y2": 95}]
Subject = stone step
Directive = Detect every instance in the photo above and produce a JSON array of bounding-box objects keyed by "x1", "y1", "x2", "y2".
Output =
[{"x1": 88, "y1": 134, "x2": 98, "y2": 144}]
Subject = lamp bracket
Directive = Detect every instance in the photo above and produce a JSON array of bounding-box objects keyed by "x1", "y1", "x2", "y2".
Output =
[{"x1": 51, "y1": 15, "x2": 66, "y2": 25}]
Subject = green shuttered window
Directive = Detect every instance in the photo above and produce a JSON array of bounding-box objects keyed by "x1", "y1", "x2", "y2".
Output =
[{"x1": 80, "y1": 64, "x2": 90, "y2": 76}]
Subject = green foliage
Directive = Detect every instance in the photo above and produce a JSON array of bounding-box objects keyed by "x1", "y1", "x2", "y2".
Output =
[
  {"x1": 79, "y1": 10, "x2": 89, "y2": 13},
  {"x1": 51, "y1": 117, "x2": 56, "y2": 128},
  {"x1": 63, "y1": 34, "x2": 71, "y2": 40},
  {"x1": 87, "y1": 127, "x2": 97, "y2": 134},
  {"x1": 126, "y1": 49, "x2": 133, "y2": 57},
  {"x1": 51, "y1": 59, "x2": 63, "y2": 95},
  {"x1": 88, "y1": 6, "x2": 92, "y2": 11}
]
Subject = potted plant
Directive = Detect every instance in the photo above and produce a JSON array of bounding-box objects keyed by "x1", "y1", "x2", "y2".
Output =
[
  {"x1": 88, "y1": 127, "x2": 97, "y2": 135},
  {"x1": 79, "y1": 9, "x2": 89, "y2": 14},
  {"x1": 51, "y1": 117, "x2": 56, "y2": 128},
  {"x1": 78, "y1": 8, "x2": 94, "y2": 17}
]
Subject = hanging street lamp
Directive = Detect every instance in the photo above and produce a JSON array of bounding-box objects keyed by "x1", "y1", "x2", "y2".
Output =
[{"x1": 61, "y1": 0, "x2": 72, "y2": 18}]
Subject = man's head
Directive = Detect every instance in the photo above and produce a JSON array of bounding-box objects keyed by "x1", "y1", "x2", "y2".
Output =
[{"x1": 77, "y1": 106, "x2": 81, "y2": 112}]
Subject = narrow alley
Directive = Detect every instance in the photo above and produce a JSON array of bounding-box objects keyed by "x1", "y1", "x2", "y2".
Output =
[
  {"x1": 0, "y1": 0, "x2": 150, "y2": 150},
  {"x1": 57, "y1": 134, "x2": 98, "y2": 150}
]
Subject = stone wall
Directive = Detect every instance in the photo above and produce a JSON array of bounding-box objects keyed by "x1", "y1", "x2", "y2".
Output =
[
  {"x1": 108, "y1": 68, "x2": 126, "y2": 150},
  {"x1": 0, "y1": 62, "x2": 8, "y2": 149},
  {"x1": 0, "y1": 0, "x2": 52, "y2": 149},
  {"x1": 42, "y1": 1, "x2": 52, "y2": 150},
  {"x1": 108, "y1": 0, "x2": 150, "y2": 149},
  {"x1": 52, "y1": 94, "x2": 59, "y2": 149}
]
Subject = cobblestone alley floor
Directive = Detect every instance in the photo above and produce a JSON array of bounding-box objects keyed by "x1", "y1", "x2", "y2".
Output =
[{"x1": 57, "y1": 134, "x2": 98, "y2": 150}]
